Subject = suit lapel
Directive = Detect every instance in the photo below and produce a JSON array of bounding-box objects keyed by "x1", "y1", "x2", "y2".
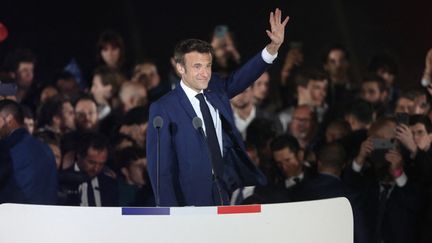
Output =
[
  {"x1": 175, "y1": 85, "x2": 198, "y2": 120},
  {"x1": 204, "y1": 89, "x2": 232, "y2": 124}
]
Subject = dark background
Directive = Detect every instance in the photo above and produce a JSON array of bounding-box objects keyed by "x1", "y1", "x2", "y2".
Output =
[{"x1": 1, "y1": 0, "x2": 431, "y2": 88}]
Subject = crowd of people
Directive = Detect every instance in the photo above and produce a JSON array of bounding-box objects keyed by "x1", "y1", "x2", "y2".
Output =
[{"x1": 1, "y1": 19, "x2": 432, "y2": 243}]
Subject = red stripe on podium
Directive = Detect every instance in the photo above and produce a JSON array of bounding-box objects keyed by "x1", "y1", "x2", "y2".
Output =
[{"x1": 217, "y1": 205, "x2": 261, "y2": 214}]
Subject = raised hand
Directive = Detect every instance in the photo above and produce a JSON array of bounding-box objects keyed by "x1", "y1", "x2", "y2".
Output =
[
  {"x1": 355, "y1": 137, "x2": 373, "y2": 166},
  {"x1": 395, "y1": 124, "x2": 417, "y2": 154},
  {"x1": 266, "y1": 8, "x2": 290, "y2": 55}
]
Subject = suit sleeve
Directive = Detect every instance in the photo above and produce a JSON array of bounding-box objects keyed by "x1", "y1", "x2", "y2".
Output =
[
  {"x1": 147, "y1": 102, "x2": 182, "y2": 206},
  {"x1": 224, "y1": 52, "x2": 271, "y2": 99}
]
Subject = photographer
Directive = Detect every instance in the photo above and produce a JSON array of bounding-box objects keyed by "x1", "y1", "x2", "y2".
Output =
[{"x1": 343, "y1": 117, "x2": 422, "y2": 243}]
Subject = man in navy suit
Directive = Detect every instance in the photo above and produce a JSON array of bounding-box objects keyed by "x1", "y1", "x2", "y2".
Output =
[
  {"x1": 147, "y1": 8, "x2": 289, "y2": 206},
  {"x1": 0, "y1": 99, "x2": 57, "y2": 204}
]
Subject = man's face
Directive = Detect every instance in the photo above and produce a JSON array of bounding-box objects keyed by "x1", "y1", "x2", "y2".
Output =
[
  {"x1": 75, "y1": 99, "x2": 98, "y2": 131},
  {"x1": 16, "y1": 62, "x2": 34, "y2": 89},
  {"x1": 325, "y1": 49, "x2": 349, "y2": 77},
  {"x1": 90, "y1": 75, "x2": 112, "y2": 104},
  {"x1": 125, "y1": 158, "x2": 147, "y2": 186},
  {"x1": 101, "y1": 44, "x2": 120, "y2": 68},
  {"x1": 410, "y1": 123, "x2": 429, "y2": 145},
  {"x1": 177, "y1": 52, "x2": 212, "y2": 92},
  {"x1": 231, "y1": 87, "x2": 254, "y2": 109},
  {"x1": 79, "y1": 147, "x2": 108, "y2": 178},
  {"x1": 119, "y1": 123, "x2": 148, "y2": 147},
  {"x1": 273, "y1": 147, "x2": 302, "y2": 178},
  {"x1": 252, "y1": 72, "x2": 270, "y2": 101},
  {"x1": 307, "y1": 79, "x2": 328, "y2": 106},
  {"x1": 289, "y1": 106, "x2": 313, "y2": 140},
  {"x1": 0, "y1": 115, "x2": 6, "y2": 139},
  {"x1": 24, "y1": 117, "x2": 34, "y2": 134},
  {"x1": 395, "y1": 97, "x2": 415, "y2": 114},
  {"x1": 361, "y1": 81, "x2": 382, "y2": 104},
  {"x1": 134, "y1": 63, "x2": 160, "y2": 90},
  {"x1": 413, "y1": 94, "x2": 430, "y2": 115},
  {"x1": 62, "y1": 102, "x2": 76, "y2": 131}
]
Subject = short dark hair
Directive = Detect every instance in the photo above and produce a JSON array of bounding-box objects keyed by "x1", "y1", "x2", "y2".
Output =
[
  {"x1": 362, "y1": 73, "x2": 387, "y2": 92},
  {"x1": 93, "y1": 66, "x2": 122, "y2": 95},
  {"x1": 321, "y1": 44, "x2": 350, "y2": 65},
  {"x1": 409, "y1": 114, "x2": 432, "y2": 134},
  {"x1": 77, "y1": 132, "x2": 109, "y2": 159},
  {"x1": 116, "y1": 146, "x2": 146, "y2": 169},
  {"x1": 37, "y1": 96, "x2": 64, "y2": 128},
  {"x1": 174, "y1": 39, "x2": 214, "y2": 65},
  {"x1": 368, "y1": 52, "x2": 398, "y2": 76},
  {"x1": 344, "y1": 99, "x2": 374, "y2": 125},
  {"x1": 2, "y1": 48, "x2": 36, "y2": 72},
  {"x1": 246, "y1": 118, "x2": 278, "y2": 150},
  {"x1": 270, "y1": 134, "x2": 301, "y2": 154},
  {"x1": 318, "y1": 142, "x2": 347, "y2": 169},
  {"x1": 73, "y1": 94, "x2": 97, "y2": 108},
  {"x1": 0, "y1": 99, "x2": 24, "y2": 125},
  {"x1": 122, "y1": 106, "x2": 149, "y2": 125},
  {"x1": 295, "y1": 69, "x2": 328, "y2": 88}
]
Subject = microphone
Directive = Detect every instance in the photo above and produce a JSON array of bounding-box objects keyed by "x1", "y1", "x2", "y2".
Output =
[
  {"x1": 192, "y1": 116, "x2": 225, "y2": 205},
  {"x1": 153, "y1": 116, "x2": 163, "y2": 129},
  {"x1": 192, "y1": 116, "x2": 204, "y2": 134},
  {"x1": 153, "y1": 116, "x2": 163, "y2": 207}
]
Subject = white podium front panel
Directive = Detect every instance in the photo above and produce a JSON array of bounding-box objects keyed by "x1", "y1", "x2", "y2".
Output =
[{"x1": 0, "y1": 197, "x2": 353, "y2": 243}]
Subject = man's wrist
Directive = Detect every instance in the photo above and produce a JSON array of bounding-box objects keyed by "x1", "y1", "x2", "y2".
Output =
[{"x1": 266, "y1": 43, "x2": 280, "y2": 56}]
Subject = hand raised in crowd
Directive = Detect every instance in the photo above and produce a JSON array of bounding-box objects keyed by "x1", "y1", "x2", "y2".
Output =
[
  {"x1": 355, "y1": 137, "x2": 373, "y2": 166},
  {"x1": 385, "y1": 149, "x2": 404, "y2": 177},
  {"x1": 281, "y1": 48, "x2": 303, "y2": 85},
  {"x1": 395, "y1": 124, "x2": 417, "y2": 155},
  {"x1": 266, "y1": 8, "x2": 290, "y2": 55}
]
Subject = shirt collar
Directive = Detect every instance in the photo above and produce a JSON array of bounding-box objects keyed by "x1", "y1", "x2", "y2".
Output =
[{"x1": 180, "y1": 80, "x2": 203, "y2": 101}]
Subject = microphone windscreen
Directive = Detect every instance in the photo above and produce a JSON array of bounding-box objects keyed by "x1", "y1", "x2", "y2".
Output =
[
  {"x1": 153, "y1": 116, "x2": 163, "y2": 129},
  {"x1": 192, "y1": 117, "x2": 203, "y2": 130}
]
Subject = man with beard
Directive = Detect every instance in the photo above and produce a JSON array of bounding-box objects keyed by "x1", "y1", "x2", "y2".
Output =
[{"x1": 360, "y1": 74, "x2": 389, "y2": 118}]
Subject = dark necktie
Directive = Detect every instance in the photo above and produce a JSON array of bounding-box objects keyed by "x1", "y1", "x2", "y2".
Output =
[
  {"x1": 87, "y1": 180, "x2": 96, "y2": 206},
  {"x1": 195, "y1": 93, "x2": 224, "y2": 179},
  {"x1": 376, "y1": 183, "x2": 392, "y2": 240}
]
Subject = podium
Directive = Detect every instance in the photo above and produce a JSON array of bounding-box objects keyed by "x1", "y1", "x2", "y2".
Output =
[{"x1": 0, "y1": 197, "x2": 353, "y2": 243}]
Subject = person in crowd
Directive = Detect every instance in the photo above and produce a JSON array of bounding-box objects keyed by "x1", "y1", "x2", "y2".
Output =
[
  {"x1": 344, "y1": 117, "x2": 423, "y2": 243},
  {"x1": 231, "y1": 86, "x2": 280, "y2": 140},
  {"x1": 59, "y1": 132, "x2": 118, "y2": 206},
  {"x1": 290, "y1": 142, "x2": 371, "y2": 243},
  {"x1": 394, "y1": 90, "x2": 417, "y2": 114},
  {"x1": 90, "y1": 66, "x2": 123, "y2": 120},
  {"x1": 2, "y1": 49, "x2": 37, "y2": 103},
  {"x1": 325, "y1": 119, "x2": 352, "y2": 143},
  {"x1": 288, "y1": 105, "x2": 318, "y2": 151},
  {"x1": 210, "y1": 25, "x2": 242, "y2": 77},
  {"x1": 147, "y1": 8, "x2": 289, "y2": 206},
  {"x1": 36, "y1": 96, "x2": 76, "y2": 135},
  {"x1": 0, "y1": 99, "x2": 57, "y2": 204},
  {"x1": 74, "y1": 95, "x2": 99, "y2": 132},
  {"x1": 359, "y1": 74, "x2": 390, "y2": 118},
  {"x1": 368, "y1": 52, "x2": 400, "y2": 110},
  {"x1": 96, "y1": 30, "x2": 127, "y2": 74},
  {"x1": 119, "y1": 81, "x2": 148, "y2": 113},
  {"x1": 278, "y1": 69, "x2": 329, "y2": 131},
  {"x1": 118, "y1": 106, "x2": 148, "y2": 149},
  {"x1": 22, "y1": 105, "x2": 35, "y2": 134},
  {"x1": 115, "y1": 146, "x2": 154, "y2": 206},
  {"x1": 132, "y1": 60, "x2": 169, "y2": 103},
  {"x1": 33, "y1": 130, "x2": 62, "y2": 170}
]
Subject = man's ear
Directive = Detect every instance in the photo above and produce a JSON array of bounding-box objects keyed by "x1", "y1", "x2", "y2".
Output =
[
  {"x1": 176, "y1": 63, "x2": 185, "y2": 76},
  {"x1": 121, "y1": 167, "x2": 129, "y2": 179}
]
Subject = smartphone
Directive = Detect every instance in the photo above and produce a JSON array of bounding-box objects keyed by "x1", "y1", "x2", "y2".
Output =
[
  {"x1": 371, "y1": 138, "x2": 395, "y2": 150},
  {"x1": 214, "y1": 25, "x2": 228, "y2": 38},
  {"x1": 0, "y1": 82, "x2": 17, "y2": 96},
  {"x1": 395, "y1": 112, "x2": 410, "y2": 126}
]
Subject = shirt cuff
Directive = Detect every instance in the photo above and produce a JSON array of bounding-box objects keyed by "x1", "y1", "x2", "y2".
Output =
[
  {"x1": 352, "y1": 160, "x2": 363, "y2": 172},
  {"x1": 261, "y1": 48, "x2": 278, "y2": 64},
  {"x1": 395, "y1": 172, "x2": 408, "y2": 187}
]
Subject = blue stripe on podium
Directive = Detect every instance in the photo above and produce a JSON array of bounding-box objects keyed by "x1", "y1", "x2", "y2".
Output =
[{"x1": 122, "y1": 207, "x2": 170, "y2": 215}]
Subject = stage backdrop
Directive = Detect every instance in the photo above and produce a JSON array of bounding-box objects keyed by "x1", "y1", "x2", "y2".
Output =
[{"x1": 0, "y1": 197, "x2": 353, "y2": 243}]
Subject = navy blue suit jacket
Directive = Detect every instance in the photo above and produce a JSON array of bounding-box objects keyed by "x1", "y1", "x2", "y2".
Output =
[
  {"x1": 147, "y1": 52, "x2": 269, "y2": 206},
  {"x1": 0, "y1": 128, "x2": 57, "y2": 204}
]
